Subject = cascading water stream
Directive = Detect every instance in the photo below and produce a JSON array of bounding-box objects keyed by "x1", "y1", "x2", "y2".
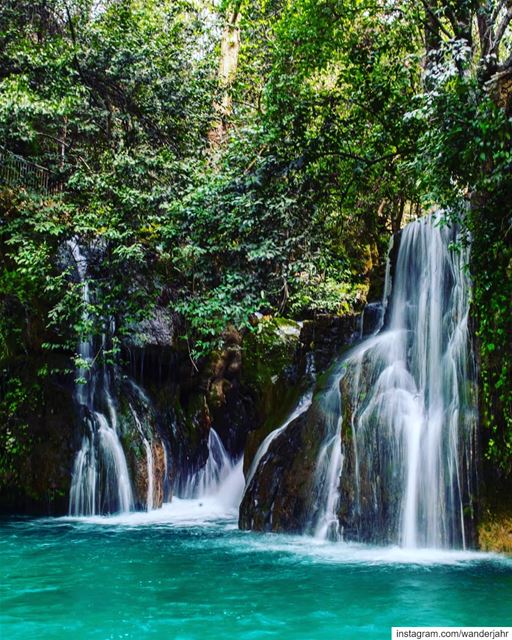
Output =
[
  {"x1": 67, "y1": 240, "x2": 134, "y2": 516},
  {"x1": 309, "y1": 213, "x2": 477, "y2": 548},
  {"x1": 244, "y1": 390, "x2": 314, "y2": 493},
  {"x1": 301, "y1": 343, "x2": 361, "y2": 541},
  {"x1": 310, "y1": 371, "x2": 345, "y2": 541},
  {"x1": 67, "y1": 239, "x2": 239, "y2": 518},
  {"x1": 181, "y1": 429, "x2": 243, "y2": 501},
  {"x1": 175, "y1": 428, "x2": 245, "y2": 516}
]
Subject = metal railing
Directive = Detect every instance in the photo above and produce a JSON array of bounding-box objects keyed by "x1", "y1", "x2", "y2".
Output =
[{"x1": 0, "y1": 146, "x2": 51, "y2": 194}]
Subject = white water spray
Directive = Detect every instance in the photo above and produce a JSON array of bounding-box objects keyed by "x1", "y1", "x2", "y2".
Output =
[{"x1": 180, "y1": 429, "x2": 245, "y2": 512}]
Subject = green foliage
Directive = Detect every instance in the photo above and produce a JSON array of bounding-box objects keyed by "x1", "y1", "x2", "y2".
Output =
[
  {"x1": 410, "y1": 42, "x2": 512, "y2": 475},
  {"x1": 160, "y1": 0, "x2": 425, "y2": 353},
  {"x1": 1, "y1": 0, "x2": 511, "y2": 477},
  {"x1": 1, "y1": 0, "x2": 424, "y2": 368},
  {"x1": 241, "y1": 316, "x2": 301, "y2": 392},
  {"x1": 0, "y1": 376, "x2": 35, "y2": 485},
  {"x1": 470, "y1": 183, "x2": 512, "y2": 474},
  {"x1": 0, "y1": 0, "x2": 216, "y2": 362}
]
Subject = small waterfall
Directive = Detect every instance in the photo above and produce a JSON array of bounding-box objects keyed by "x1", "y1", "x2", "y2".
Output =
[
  {"x1": 310, "y1": 371, "x2": 344, "y2": 541},
  {"x1": 68, "y1": 435, "x2": 97, "y2": 516},
  {"x1": 307, "y1": 364, "x2": 344, "y2": 540},
  {"x1": 310, "y1": 213, "x2": 477, "y2": 548},
  {"x1": 178, "y1": 428, "x2": 245, "y2": 511},
  {"x1": 95, "y1": 412, "x2": 133, "y2": 513},
  {"x1": 67, "y1": 240, "x2": 135, "y2": 516},
  {"x1": 181, "y1": 429, "x2": 234, "y2": 497}
]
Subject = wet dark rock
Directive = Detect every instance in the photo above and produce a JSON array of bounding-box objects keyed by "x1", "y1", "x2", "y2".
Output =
[
  {"x1": 0, "y1": 309, "x2": 364, "y2": 516},
  {"x1": 300, "y1": 314, "x2": 360, "y2": 372},
  {"x1": 129, "y1": 307, "x2": 176, "y2": 348},
  {"x1": 240, "y1": 378, "x2": 344, "y2": 534},
  {"x1": 239, "y1": 408, "x2": 319, "y2": 533},
  {"x1": 360, "y1": 302, "x2": 384, "y2": 337}
]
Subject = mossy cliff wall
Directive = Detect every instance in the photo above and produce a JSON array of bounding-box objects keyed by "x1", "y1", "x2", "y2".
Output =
[{"x1": 0, "y1": 312, "x2": 359, "y2": 515}]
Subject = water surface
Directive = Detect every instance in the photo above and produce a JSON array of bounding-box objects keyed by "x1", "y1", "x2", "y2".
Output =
[{"x1": 2, "y1": 501, "x2": 511, "y2": 640}]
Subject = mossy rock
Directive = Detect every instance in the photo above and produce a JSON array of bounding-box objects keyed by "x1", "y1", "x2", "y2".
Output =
[
  {"x1": 478, "y1": 514, "x2": 512, "y2": 553},
  {"x1": 477, "y1": 474, "x2": 512, "y2": 553},
  {"x1": 241, "y1": 317, "x2": 301, "y2": 390}
]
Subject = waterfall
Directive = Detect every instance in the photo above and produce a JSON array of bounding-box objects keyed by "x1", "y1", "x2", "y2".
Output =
[
  {"x1": 66, "y1": 241, "x2": 238, "y2": 517},
  {"x1": 310, "y1": 371, "x2": 345, "y2": 541},
  {"x1": 67, "y1": 240, "x2": 135, "y2": 516},
  {"x1": 310, "y1": 213, "x2": 477, "y2": 548},
  {"x1": 179, "y1": 428, "x2": 245, "y2": 510},
  {"x1": 181, "y1": 429, "x2": 234, "y2": 497}
]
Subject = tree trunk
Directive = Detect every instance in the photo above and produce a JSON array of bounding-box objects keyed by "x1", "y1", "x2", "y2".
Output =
[{"x1": 209, "y1": 2, "x2": 242, "y2": 146}]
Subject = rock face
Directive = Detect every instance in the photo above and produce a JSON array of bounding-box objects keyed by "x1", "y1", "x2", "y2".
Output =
[
  {"x1": 0, "y1": 357, "x2": 76, "y2": 515},
  {"x1": 239, "y1": 315, "x2": 363, "y2": 535},
  {"x1": 0, "y1": 308, "x2": 362, "y2": 516},
  {"x1": 300, "y1": 315, "x2": 361, "y2": 372},
  {"x1": 239, "y1": 400, "x2": 328, "y2": 533},
  {"x1": 476, "y1": 474, "x2": 512, "y2": 553},
  {"x1": 478, "y1": 513, "x2": 512, "y2": 553}
]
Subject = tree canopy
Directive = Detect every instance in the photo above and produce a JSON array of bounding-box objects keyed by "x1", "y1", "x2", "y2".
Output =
[{"x1": 1, "y1": 0, "x2": 511, "y2": 471}]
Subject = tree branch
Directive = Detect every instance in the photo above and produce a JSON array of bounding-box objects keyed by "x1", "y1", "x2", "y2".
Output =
[
  {"x1": 477, "y1": 10, "x2": 493, "y2": 59},
  {"x1": 34, "y1": 130, "x2": 93, "y2": 173},
  {"x1": 492, "y1": 6, "x2": 512, "y2": 53},
  {"x1": 491, "y1": 0, "x2": 510, "y2": 26},
  {"x1": 419, "y1": 0, "x2": 453, "y2": 40}
]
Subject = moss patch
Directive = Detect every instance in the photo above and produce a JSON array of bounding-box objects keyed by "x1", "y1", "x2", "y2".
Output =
[
  {"x1": 478, "y1": 514, "x2": 512, "y2": 553},
  {"x1": 242, "y1": 317, "x2": 301, "y2": 391}
]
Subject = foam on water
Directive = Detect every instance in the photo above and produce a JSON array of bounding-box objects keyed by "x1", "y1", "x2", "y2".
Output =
[
  {"x1": 233, "y1": 535, "x2": 509, "y2": 567},
  {"x1": 64, "y1": 498, "x2": 237, "y2": 527},
  {"x1": 59, "y1": 508, "x2": 511, "y2": 569}
]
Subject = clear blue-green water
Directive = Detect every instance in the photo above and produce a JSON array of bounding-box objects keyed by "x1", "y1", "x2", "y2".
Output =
[{"x1": 1, "y1": 500, "x2": 511, "y2": 640}]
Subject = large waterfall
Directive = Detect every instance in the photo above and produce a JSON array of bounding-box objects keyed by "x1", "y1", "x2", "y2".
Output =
[{"x1": 310, "y1": 213, "x2": 477, "y2": 547}]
